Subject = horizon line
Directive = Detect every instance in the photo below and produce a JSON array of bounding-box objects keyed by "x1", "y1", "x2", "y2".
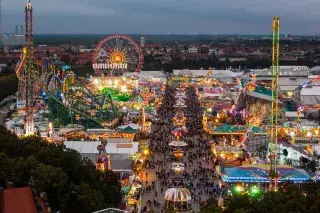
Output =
[{"x1": 2, "y1": 33, "x2": 314, "y2": 36}]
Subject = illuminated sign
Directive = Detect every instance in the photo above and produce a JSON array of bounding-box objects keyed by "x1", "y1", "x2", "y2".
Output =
[
  {"x1": 93, "y1": 63, "x2": 128, "y2": 70},
  {"x1": 203, "y1": 87, "x2": 224, "y2": 94}
]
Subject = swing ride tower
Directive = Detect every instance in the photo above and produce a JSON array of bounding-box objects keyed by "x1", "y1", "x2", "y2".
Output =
[{"x1": 269, "y1": 16, "x2": 280, "y2": 191}]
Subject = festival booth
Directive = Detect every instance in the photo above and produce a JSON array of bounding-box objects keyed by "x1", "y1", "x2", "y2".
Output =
[
  {"x1": 164, "y1": 188, "x2": 192, "y2": 211},
  {"x1": 222, "y1": 164, "x2": 311, "y2": 185},
  {"x1": 172, "y1": 110, "x2": 187, "y2": 127},
  {"x1": 200, "y1": 87, "x2": 226, "y2": 102},
  {"x1": 173, "y1": 150, "x2": 184, "y2": 160},
  {"x1": 127, "y1": 181, "x2": 142, "y2": 206},
  {"x1": 171, "y1": 163, "x2": 185, "y2": 174},
  {"x1": 208, "y1": 124, "x2": 267, "y2": 137},
  {"x1": 212, "y1": 143, "x2": 243, "y2": 166},
  {"x1": 172, "y1": 126, "x2": 189, "y2": 138}
]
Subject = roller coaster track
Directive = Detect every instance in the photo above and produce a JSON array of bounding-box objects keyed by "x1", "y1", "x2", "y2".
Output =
[
  {"x1": 49, "y1": 74, "x2": 106, "y2": 107},
  {"x1": 16, "y1": 54, "x2": 27, "y2": 82},
  {"x1": 46, "y1": 90, "x2": 104, "y2": 128},
  {"x1": 47, "y1": 74, "x2": 118, "y2": 128}
]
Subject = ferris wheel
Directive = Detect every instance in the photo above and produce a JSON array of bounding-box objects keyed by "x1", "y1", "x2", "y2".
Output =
[{"x1": 92, "y1": 34, "x2": 144, "y2": 75}]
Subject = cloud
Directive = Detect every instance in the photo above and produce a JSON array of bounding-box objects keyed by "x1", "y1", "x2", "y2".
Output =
[{"x1": 1, "y1": 0, "x2": 320, "y2": 34}]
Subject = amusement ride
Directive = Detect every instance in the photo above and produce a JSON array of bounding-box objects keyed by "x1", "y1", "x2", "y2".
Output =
[
  {"x1": 12, "y1": 3, "x2": 316, "y2": 206},
  {"x1": 44, "y1": 34, "x2": 146, "y2": 129},
  {"x1": 16, "y1": 0, "x2": 50, "y2": 135}
]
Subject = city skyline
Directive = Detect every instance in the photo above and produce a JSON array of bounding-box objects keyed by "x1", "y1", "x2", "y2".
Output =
[{"x1": 2, "y1": 0, "x2": 320, "y2": 35}]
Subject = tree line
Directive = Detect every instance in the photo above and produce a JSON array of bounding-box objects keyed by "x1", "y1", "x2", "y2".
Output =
[
  {"x1": 199, "y1": 182, "x2": 320, "y2": 213},
  {"x1": 0, "y1": 73, "x2": 18, "y2": 102},
  {"x1": 0, "y1": 126, "x2": 123, "y2": 213}
]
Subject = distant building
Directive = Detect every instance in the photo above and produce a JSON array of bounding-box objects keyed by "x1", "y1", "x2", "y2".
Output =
[
  {"x1": 140, "y1": 36, "x2": 145, "y2": 48},
  {"x1": 2, "y1": 35, "x2": 25, "y2": 46},
  {"x1": 188, "y1": 47, "x2": 198, "y2": 53},
  {"x1": 1, "y1": 25, "x2": 25, "y2": 47},
  {"x1": 79, "y1": 48, "x2": 93, "y2": 53}
]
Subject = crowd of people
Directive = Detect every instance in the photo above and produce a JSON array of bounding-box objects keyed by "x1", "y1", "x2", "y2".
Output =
[{"x1": 137, "y1": 85, "x2": 225, "y2": 212}]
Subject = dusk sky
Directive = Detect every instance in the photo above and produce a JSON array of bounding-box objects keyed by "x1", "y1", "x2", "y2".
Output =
[{"x1": 2, "y1": 0, "x2": 320, "y2": 34}]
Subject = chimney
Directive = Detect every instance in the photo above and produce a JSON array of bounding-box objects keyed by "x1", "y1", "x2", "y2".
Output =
[
  {"x1": 20, "y1": 25, "x2": 24, "y2": 35},
  {"x1": 15, "y1": 25, "x2": 18, "y2": 35}
]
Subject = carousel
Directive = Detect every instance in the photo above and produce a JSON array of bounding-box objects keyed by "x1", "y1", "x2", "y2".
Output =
[{"x1": 164, "y1": 188, "x2": 192, "y2": 211}]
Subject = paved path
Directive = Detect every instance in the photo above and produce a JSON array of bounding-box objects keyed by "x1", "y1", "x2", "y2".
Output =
[
  {"x1": 140, "y1": 136, "x2": 217, "y2": 213},
  {"x1": 137, "y1": 87, "x2": 220, "y2": 213}
]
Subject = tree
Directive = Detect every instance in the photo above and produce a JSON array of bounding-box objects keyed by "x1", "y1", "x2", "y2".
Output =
[
  {"x1": 0, "y1": 126, "x2": 123, "y2": 212},
  {"x1": 0, "y1": 73, "x2": 18, "y2": 102},
  {"x1": 220, "y1": 183, "x2": 320, "y2": 213},
  {"x1": 31, "y1": 164, "x2": 68, "y2": 207},
  {"x1": 60, "y1": 183, "x2": 106, "y2": 213},
  {"x1": 199, "y1": 204, "x2": 222, "y2": 213}
]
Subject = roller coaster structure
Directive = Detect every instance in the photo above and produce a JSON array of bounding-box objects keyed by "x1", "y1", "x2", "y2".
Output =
[{"x1": 46, "y1": 73, "x2": 119, "y2": 128}]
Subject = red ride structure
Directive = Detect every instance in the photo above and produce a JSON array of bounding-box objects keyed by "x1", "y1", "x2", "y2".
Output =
[
  {"x1": 24, "y1": 0, "x2": 35, "y2": 135},
  {"x1": 92, "y1": 34, "x2": 144, "y2": 75},
  {"x1": 16, "y1": 0, "x2": 44, "y2": 135}
]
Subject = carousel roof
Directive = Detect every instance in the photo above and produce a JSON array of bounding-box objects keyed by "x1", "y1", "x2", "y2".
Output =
[{"x1": 164, "y1": 188, "x2": 191, "y2": 202}]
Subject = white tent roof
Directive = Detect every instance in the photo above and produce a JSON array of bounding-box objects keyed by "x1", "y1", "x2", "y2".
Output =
[
  {"x1": 64, "y1": 141, "x2": 139, "y2": 154},
  {"x1": 172, "y1": 69, "x2": 237, "y2": 78},
  {"x1": 64, "y1": 141, "x2": 101, "y2": 154},
  {"x1": 301, "y1": 87, "x2": 320, "y2": 96},
  {"x1": 139, "y1": 71, "x2": 166, "y2": 78}
]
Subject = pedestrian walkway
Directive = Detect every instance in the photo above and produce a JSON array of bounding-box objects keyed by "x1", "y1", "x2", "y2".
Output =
[{"x1": 138, "y1": 86, "x2": 220, "y2": 213}]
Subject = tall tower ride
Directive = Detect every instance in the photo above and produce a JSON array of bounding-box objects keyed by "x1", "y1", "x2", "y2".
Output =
[
  {"x1": 269, "y1": 17, "x2": 280, "y2": 191},
  {"x1": 24, "y1": 0, "x2": 35, "y2": 135},
  {"x1": 0, "y1": 0, "x2": 3, "y2": 45}
]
